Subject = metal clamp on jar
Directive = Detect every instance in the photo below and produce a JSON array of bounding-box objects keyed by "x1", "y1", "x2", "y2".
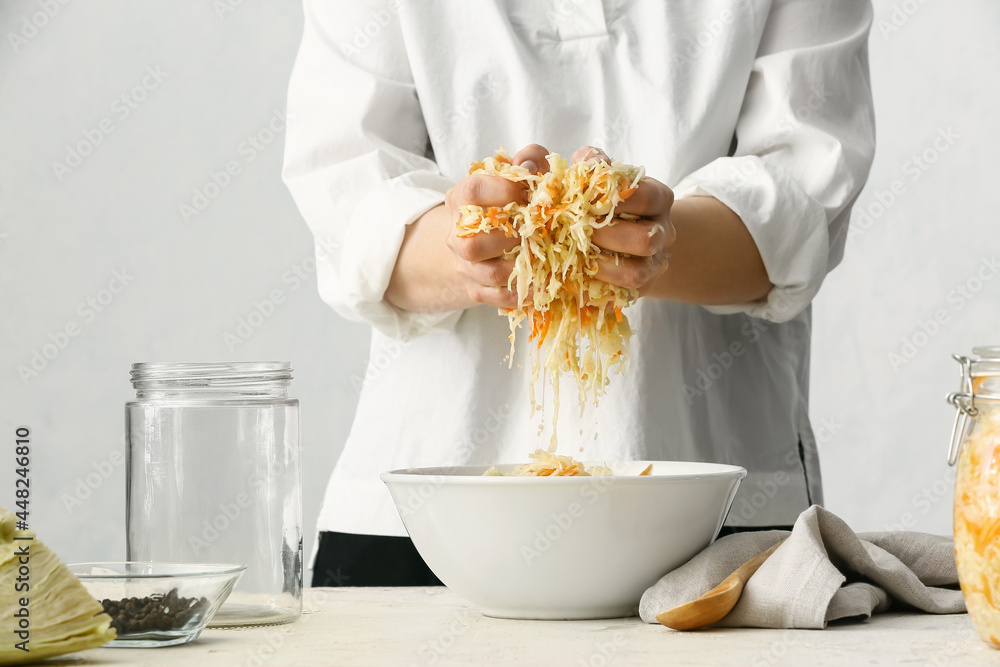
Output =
[
  {"x1": 126, "y1": 362, "x2": 302, "y2": 627},
  {"x1": 946, "y1": 347, "x2": 1000, "y2": 648}
]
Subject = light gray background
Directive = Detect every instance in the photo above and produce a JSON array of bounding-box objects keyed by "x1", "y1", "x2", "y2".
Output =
[{"x1": 1, "y1": 1, "x2": 997, "y2": 572}]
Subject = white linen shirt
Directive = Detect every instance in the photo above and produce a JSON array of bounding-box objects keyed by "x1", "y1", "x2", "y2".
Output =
[{"x1": 283, "y1": 0, "x2": 875, "y2": 536}]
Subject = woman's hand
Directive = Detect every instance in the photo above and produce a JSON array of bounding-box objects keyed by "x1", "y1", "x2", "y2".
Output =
[
  {"x1": 444, "y1": 144, "x2": 550, "y2": 309},
  {"x1": 571, "y1": 146, "x2": 678, "y2": 296},
  {"x1": 386, "y1": 143, "x2": 770, "y2": 315}
]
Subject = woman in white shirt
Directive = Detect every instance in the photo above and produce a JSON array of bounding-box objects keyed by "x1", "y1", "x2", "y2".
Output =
[{"x1": 283, "y1": 0, "x2": 875, "y2": 586}]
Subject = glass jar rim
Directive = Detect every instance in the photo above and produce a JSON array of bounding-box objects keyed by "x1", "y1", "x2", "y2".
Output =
[
  {"x1": 971, "y1": 346, "x2": 1000, "y2": 378},
  {"x1": 130, "y1": 362, "x2": 292, "y2": 390}
]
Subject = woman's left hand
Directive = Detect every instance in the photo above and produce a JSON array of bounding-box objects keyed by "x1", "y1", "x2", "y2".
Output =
[{"x1": 571, "y1": 146, "x2": 677, "y2": 296}]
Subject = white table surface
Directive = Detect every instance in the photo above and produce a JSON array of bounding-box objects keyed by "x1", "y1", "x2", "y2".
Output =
[{"x1": 49, "y1": 587, "x2": 1000, "y2": 666}]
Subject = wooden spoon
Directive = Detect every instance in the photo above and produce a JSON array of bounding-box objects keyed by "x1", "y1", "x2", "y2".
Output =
[{"x1": 655, "y1": 538, "x2": 787, "y2": 631}]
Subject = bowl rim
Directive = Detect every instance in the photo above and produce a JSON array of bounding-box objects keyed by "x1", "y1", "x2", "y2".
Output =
[
  {"x1": 66, "y1": 561, "x2": 246, "y2": 579},
  {"x1": 381, "y1": 461, "x2": 747, "y2": 484}
]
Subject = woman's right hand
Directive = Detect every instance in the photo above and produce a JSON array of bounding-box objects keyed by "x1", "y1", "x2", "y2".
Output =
[{"x1": 444, "y1": 144, "x2": 550, "y2": 309}]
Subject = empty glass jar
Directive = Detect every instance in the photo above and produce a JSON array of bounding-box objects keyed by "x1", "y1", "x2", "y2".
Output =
[
  {"x1": 947, "y1": 347, "x2": 1000, "y2": 648},
  {"x1": 126, "y1": 362, "x2": 301, "y2": 626}
]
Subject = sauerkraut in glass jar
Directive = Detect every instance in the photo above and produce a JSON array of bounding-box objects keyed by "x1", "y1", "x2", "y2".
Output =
[{"x1": 948, "y1": 347, "x2": 1000, "y2": 648}]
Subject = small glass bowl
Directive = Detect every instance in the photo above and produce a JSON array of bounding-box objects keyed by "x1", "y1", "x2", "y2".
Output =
[{"x1": 67, "y1": 561, "x2": 245, "y2": 647}]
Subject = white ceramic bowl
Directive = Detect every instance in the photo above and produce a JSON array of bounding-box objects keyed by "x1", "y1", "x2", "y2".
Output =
[{"x1": 381, "y1": 461, "x2": 745, "y2": 620}]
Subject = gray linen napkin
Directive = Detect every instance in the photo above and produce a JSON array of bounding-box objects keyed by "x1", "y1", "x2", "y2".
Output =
[{"x1": 639, "y1": 505, "x2": 965, "y2": 628}]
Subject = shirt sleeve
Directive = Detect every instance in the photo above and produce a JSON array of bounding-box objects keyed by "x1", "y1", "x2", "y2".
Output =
[
  {"x1": 282, "y1": 0, "x2": 461, "y2": 340},
  {"x1": 673, "y1": 0, "x2": 876, "y2": 323}
]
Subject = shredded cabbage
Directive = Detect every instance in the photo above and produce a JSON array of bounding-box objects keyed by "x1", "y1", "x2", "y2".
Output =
[
  {"x1": 484, "y1": 449, "x2": 613, "y2": 477},
  {"x1": 459, "y1": 148, "x2": 644, "y2": 447}
]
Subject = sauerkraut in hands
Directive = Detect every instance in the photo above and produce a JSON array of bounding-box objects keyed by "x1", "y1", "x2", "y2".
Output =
[{"x1": 459, "y1": 148, "x2": 645, "y2": 447}]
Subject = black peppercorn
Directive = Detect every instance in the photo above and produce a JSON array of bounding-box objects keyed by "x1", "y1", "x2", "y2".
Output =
[{"x1": 99, "y1": 589, "x2": 210, "y2": 636}]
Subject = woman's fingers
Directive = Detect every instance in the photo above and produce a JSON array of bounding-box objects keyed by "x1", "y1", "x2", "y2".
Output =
[
  {"x1": 572, "y1": 145, "x2": 612, "y2": 164},
  {"x1": 591, "y1": 218, "x2": 676, "y2": 257},
  {"x1": 445, "y1": 171, "x2": 526, "y2": 262},
  {"x1": 466, "y1": 284, "x2": 518, "y2": 309},
  {"x1": 449, "y1": 229, "x2": 519, "y2": 262},
  {"x1": 616, "y1": 177, "x2": 674, "y2": 217},
  {"x1": 512, "y1": 143, "x2": 551, "y2": 175},
  {"x1": 446, "y1": 175, "x2": 528, "y2": 213},
  {"x1": 595, "y1": 253, "x2": 669, "y2": 292},
  {"x1": 460, "y1": 256, "x2": 515, "y2": 288}
]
